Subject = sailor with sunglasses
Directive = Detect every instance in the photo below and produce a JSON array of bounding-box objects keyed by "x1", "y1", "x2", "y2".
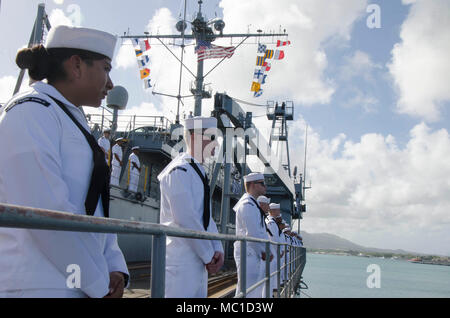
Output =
[
  {"x1": 157, "y1": 117, "x2": 224, "y2": 298},
  {"x1": 233, "y1": 173, "x2": 273, "y2": 298}
]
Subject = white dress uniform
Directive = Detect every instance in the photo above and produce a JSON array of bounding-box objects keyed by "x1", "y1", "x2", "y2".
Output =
[
  {"x1": 97, "y1": 136, "x2": 110, "y2": 163},
  {"x1": 281, "y1": 232, "x2": 289, "y2": 282},
  {"x1": 128, "y1": 152, "x2": 140, "y2": 193},
  {"x1": 265, "y1": 215, "x2": 283, "y2": 296},
  {"x1": 283, "y1": 232, "x2": 292, "y2": 281},
  {"x1": 0, "y1": 82, "x2": 129, "y2": 298},
  {"x1": 233, "y1": 193, "x2": 270, "y2": 298},
  {"x1": 158, "y1": 153, "x2": 223, "y2": 298},
  {"x1": 110, "y1": 144, "x2": 123, "y2": 186}
]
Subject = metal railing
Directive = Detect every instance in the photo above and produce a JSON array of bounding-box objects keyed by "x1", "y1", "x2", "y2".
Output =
[
  {"x1": 87, "y1": 113, "x2": 173, "y2": 135},
  {"x1": 0, "y1": 203, "x2": 305, "y2": 298}
]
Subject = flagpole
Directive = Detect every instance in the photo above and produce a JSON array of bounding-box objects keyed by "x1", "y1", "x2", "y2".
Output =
[
  {"x1": 194, "y1": 60, "x2": 205, "y2": 117},
  {"x1": 194, "y1": 1, "x2": 206, "y2": 117},
  {"x1": 176, "y1": 0, "x2": 188, "y2": 124}
]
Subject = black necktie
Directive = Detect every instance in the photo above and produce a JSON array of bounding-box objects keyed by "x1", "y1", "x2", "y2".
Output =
[
  {"x1": 47, "y1": 96, "x2": 110, "y2": 218},
  {"x1": 250, "y1": 197, "x2": 272, "y2": 236},
  {"x1": 188, "y1": 162, "x2": 210, "y2": 231}
]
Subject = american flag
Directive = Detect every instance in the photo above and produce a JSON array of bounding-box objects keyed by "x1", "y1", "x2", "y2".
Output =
[{"x1": 195, "y1": 40, "x2": 236, "y2": 62}]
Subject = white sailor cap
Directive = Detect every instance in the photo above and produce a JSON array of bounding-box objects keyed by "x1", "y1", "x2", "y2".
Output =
[
  {"x1": 244, "y1": 172, "x2": 264, "y2": 183},
  {"x1": 103, "y1": 129, "x2": 111, "y2": 133},
  {"x1": 45, "y1": 25, "x2": 117, "y2": 60},
  {"x1": 282, "y1": 228, "x2": 290, "y2": 233},
  {"x1": 257, "y1": 196, "x2": 270, "y2": 204},
  {"x1": 115, "y1": 137, "x2": 126, "y2": 142},
  {"x1": 269, "y1": 203, "x2": 280, "y2": 210},
  {"x1": 184, "y1": 116, "x2": 217, "y2": 130},
  {"x1": 132, "y1": 146, "x2": 140, "y2": 151}
]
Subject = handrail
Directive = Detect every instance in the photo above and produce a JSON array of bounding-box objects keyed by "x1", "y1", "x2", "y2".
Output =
[{"x1": 0, "y1": 203, "x2": 305, "y2": 298}]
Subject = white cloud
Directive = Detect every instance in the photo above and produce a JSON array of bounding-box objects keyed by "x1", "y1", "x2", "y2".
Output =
[
  {"x1": 115, "y1": 39, "x2": 138, "y2": 70},
  {"x1": 48, "y1": 9, "x2": 74, "y2": 27},
  {"x1": 290, "y1": 120, "x2": 450, "y2": 255},
  {"x1": 338, "y1": 50, "x2": 381, "y2": 112},
  {"x1": 0, "y1": 75, "x2": 32, "y2": 105},
  {"x1": 48, "y1": 5, "x2": 83, "y2": 28},
  {"x1": 345, "y1": 90, "x2": 378, "y2": 113},
  {"x1": 0, "y1": 76, "x2": 16, "y2": 105},
  {"x1": 340, "y1": 50, "x2": 381, "y2": 82},
  {"x1": 209, "y1": 0, "x2": 368, "y2": 106},
  {"x1": 388, "y1": 0, "x2": 450, "y2": 122}
]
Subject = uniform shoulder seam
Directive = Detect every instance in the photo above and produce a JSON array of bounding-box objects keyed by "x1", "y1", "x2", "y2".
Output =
[
  {"x1": 5, "y1": 96, "x2": 51, "y2": 113},
  {"x1": 169, "y1": 166, "x2": 188, "y2": 174}
]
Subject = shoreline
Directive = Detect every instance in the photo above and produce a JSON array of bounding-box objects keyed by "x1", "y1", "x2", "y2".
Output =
[{"x1": 307, "y1": 249, "x2": 450, "y2": 267}]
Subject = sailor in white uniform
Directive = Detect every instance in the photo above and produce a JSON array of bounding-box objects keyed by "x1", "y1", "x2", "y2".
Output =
[
  {"x1": 291, "y1": 231, "x2": 300, "y2": 247},
  {"x1": 278, "y1": 221, "x2": 288, "y2": 282},
  {"x1": 233, "y1": 173, "x2": 273, "y2": 298},
  {"x1": 0, "y1": 25, "x2": 129, "y2": 298},
  {"x1": 128, "y1": 146, "x2": 141, "y2": 193},
  {"x1": 282, "y1": 227, "x2": 293, "y2": 281},
  {"x1": 265, "y1": 203, "x2": 285, "y2": 297},
  {"x1": 297, "y1": 233, "x2": 304, "y2": 247},
  {"x1": 110, "y1": 137, "x2": 126, "y2": 187},
  {"x1": 97, "y1": 129, "x2": 111, "y2": 164},
  {"x1": 158, "y1": 117, "x2": 224, "y2": 298},
  {"x1": 257, "y1": 195, "x2": 270, "y2": 216},
  {"x1": 256, "y1": 195, "x2": 271, "y2": 297}
]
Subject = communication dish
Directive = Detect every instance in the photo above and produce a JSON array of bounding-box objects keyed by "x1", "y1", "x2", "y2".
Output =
[{"x1": 107, "y1": 86, "x2": 128, "y2": 110}]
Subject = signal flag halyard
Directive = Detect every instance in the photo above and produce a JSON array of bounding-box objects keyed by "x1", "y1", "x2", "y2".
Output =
[
  {"x1": 138, "y1": 56, "x2": 150, "y2": 68},
  {"x1": 258, "y1": 44, "x2": 267, "y2": 53},
  {"x1": 135, "y1": 49, "x2": 143, "y2": 57},
  {"x1": 254, "y1": 69, "x2": 265, "y2": 80},
  {"x1": 251, "y1": 82, "x2": 261, "y2": 92},
  {"x1": 264, "y1": 50, "x2": 274, "y2": 59},
  {"x1": 274, "y1": 50, "x2": 285, "y2": 60},
  {"x1": 144, "y1": 79, "x2": 152, "y2": 89},
  {"x1": 256, "y1": 56, "x2": 266, "y2": 66},
  {"x1": 133, "y1": 38, "x2": 151, "y2": 52},
  {"x1": 254, "y1": 89, "x2": 264, "y2": 98},
  {"x1": 140, "y1": 68, "x2": 150, "y2": 79},
  {"x1": 277, "y1": 40, "x2": 291, "y2": 47}
]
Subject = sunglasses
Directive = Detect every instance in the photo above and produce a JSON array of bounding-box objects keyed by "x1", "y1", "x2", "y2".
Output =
[
  {"x1": 205, "y1": 134, "x2": 216, "y2": 141},
  {"x1": 195, "y1": 132, "x2": 216, "y2": 141},
  {"x1": 254, "y1": 181, "x2": 266, "y2": 187}
]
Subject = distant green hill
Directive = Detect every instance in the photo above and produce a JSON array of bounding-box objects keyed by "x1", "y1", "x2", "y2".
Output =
[{"x1": 301, "y1": 231, "x2": 412, "y2": 255}]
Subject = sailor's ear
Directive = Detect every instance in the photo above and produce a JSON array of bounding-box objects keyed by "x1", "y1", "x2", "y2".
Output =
[{"x1": 64, "y1": 55, "x2": 84, "y2": 80}]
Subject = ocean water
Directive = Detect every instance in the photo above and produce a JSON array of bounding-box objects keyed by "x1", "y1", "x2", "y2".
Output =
[{"x1": 298, "y1": 253, "x2": 450, "y2": 298}]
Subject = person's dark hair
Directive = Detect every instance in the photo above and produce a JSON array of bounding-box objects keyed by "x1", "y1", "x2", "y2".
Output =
[{"x1": 16, "y1": 44, "x2": 108, "y2": 83}]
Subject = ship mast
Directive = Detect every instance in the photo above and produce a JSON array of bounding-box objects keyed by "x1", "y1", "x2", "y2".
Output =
[
  {"x1": 192, "y1": 0, "x2": 207, "y2": 117},
  {"x1": 13, "y1": 3, "x2": 51, "y2": 96},
  {"x1": 121, "y1": 0, "x2": 288, "y2": 122}
]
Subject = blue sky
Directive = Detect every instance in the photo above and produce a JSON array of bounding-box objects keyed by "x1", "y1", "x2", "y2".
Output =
[
  {"x1": 1, "y1": 0, "x2": 449, "y2": 256},
  {"x1": 301, "y1": 0, "x2": 449, "y2": 147}
]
